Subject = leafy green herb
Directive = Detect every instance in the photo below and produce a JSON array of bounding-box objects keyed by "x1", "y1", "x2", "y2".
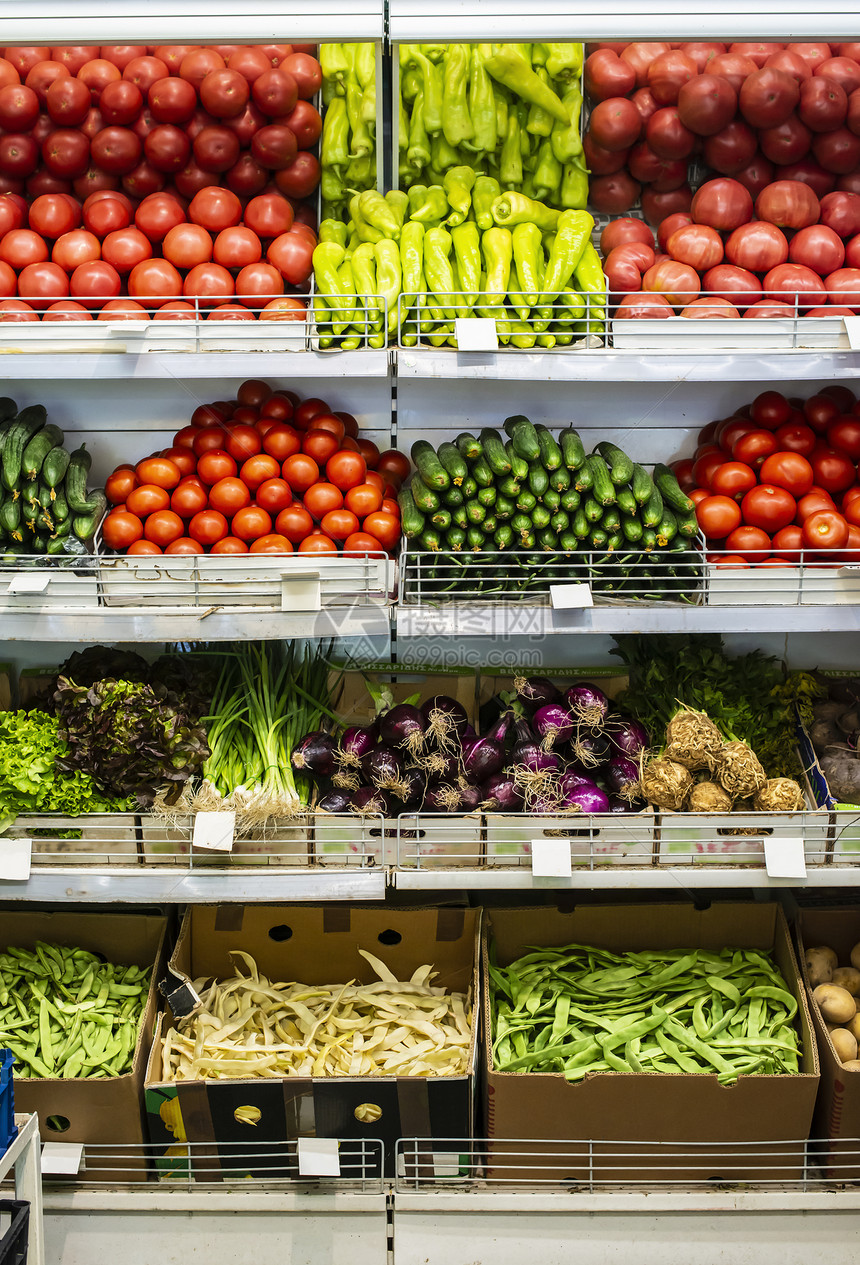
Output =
[{"x1": 612, "y1": 634, "x2": 823, "y2": 778}]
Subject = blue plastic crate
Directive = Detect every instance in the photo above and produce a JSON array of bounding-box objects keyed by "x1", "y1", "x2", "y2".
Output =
[{"x1": 0, "y1": 1051, "x2": 16, "y2": 1155}]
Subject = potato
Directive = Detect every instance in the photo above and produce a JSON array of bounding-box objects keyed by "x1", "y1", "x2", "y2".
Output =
[
  {"x1": 842, "y1": 1059, "x2": 860, "y2": 1071},
  {"x1": 832, "y1": 966, "x2": 860, "y2": 997},
  {"x1": 813, "y1": 983, "x2": 857, "y2": 1025},
  {"x1": 851, "y1": 941, "x2": 860, "y2": 972},
  {"x1": 848, "y1": 1012, "x2": 860, "y2": 1043},
  {"x1": 830, "y1": 1027, "x2": 859, "y2": 1064},
  {"x1": 805, "y1": 945, "x2": 837, "y2": 987}
]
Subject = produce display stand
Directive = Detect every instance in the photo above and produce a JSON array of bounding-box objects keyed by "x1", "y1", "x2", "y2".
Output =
[
  {"x1": 1, "y1": 3, "x2": 860, "y2": 1264},
  {"x1": 0, "y1": 1115, "x2": 44, "y2": 1265}
]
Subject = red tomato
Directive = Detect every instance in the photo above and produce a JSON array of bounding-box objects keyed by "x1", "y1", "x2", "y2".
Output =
[
  {"x1": 254, "y1": 477, "x2": 292, "y2": 514},
  {"x1": 105, "y1": 467, "x2": 138, "y2": 504},
  {"x1": 197, "y1": 449, "x2": 237, "y2": 485},
  {"x1": 804, "y1": 393, "x2": 841, "y2": 434},
  {"x1": 695, "y1": 494, "x2": 742, "y2": 538},
  {"x1": 262, "y1": 423, "x2": 301, "y2": 461},
  {"x1": 188, "y1": 185, "x2": 241, "y2": 231},
  {"x1": 240, "y1": 453, "x2": 279, "y2": 491},
  {"x1": 231, "y1": 505, "x2": 272, "y2": 542},
  {"x1": 127, "y1": 539, "x2": 162, "y2": 556},
  {"x1": 325, "y1": 450, "x2": 367, "y2": 492},
  {"x1": 183, "y1": 261, "x2": 234, "y2": 307},
  {"x1": 802, "y1": 509, "x2": 849, "y2": 550},
  {"x1": 247, "y1": 533, "x2": 292, "y2": 554},
  {"x1": 359, "y1": 511, "x2": 400, "y2": 550},
  {"x1": 342, "y1": 531, "x2": 384, "y2": 556},
  {"x1": 678, "y1": 73, "x2": 737, "y2": 136},
  {"x1": 773, "y1": 524, "x2": 805, "y2": 558},
  {"x1": 126, "y1": 483, "x2": 170, "y2": 517},
  {"x1": 102, "y1": 509, "x2": 144, "y2": 550},
  {"x1": 211, "y1": 535, "x2": 249, "y2": 554},
  {"x1": 797, "y1": 490, "x2": 838, "y2": 520},
  {"x1": 171, "y1": 479, "x2": 208, "y2": 517},
  {"x1": 318, "y1": 508, "x2": 358, "y2": 541},
  {"x1": 282, "y1": 452, "x2": 320, "y2": 494},
  {"x1": 600, "y1": 217, "x2": 655, "y2": 255},
  {"x1": 102, "y1": 225, "x2": 152, "y2": 274},
  {"x1": 208, "y1": 476, "x2": 251, "y2": 516},
  {"x1": 188, "y1": 509, "x2": 228, "y2": 546},
  {"x1": 691, "y1": 450, "x2": 727, "y2": 488},
  {"x1": 344, "y1": 483, "x2": 383, "y2": 517},
  {"x1": 224, "y1": 424, "x2": 262, "y2": 463},
  {"x1": 725, "y1": 524, "x2": 772, "y2": 560},
  {"x1": 143, "y1": 508, "x2": 184, "y2": 546},
  {"x1": 750, "y1": 390, "x2": 791, "y2": 430},
  {"x1": 301, "y1": 482, "x2": 341, "y2": 519},
  {"x1": 667, "y1": 223, "x2": 723, "y2": 271},
  {"x1": 732, "y1": 429, "x2": 779, "y2": 469},
  {"x1": 298, "y1": 533, "x2": 337, "y2": 555},
  {"x1": 709, "y1": 462, "x2": 757, "y2": 498},
  {"x1": 759, "y1": 451, "x2": 814, "y2": 496},
  {"x1": 741, "y1": 483, "x2": 797, "y2": 532},
  {"x1": 266, "y1": 229, "x2": 313, "y2": 285},
  {"x1": 192, "y1": 426, "x2": 228, "y2": 457},
  {"x1": 691, "y1": 176, "x2": 753, "y2": 230},
  {"x1": 811, "y1": 446, "x2": 857, "y2": 493},
  {"x1": 641, "y1": 258, "x2": 700, "y2": 306},
  {"x1": 302, "y1": 429, "x2": 340, "y2": 464},
  {"x1": 135, "y1": 456, "x2": 181, "y2": 489},
  {"x1": 164, "y1": 536, "x2": 204, "y2": 555},
  {"x1": 725, "y1": 221, "x2": 789, "y2": 273},
  {"x1": 773, "y1": 420, "x2": 817, "y2": 455},
  {"x1": 275, "y1": 503, "x2": 313, "y2": 543}
]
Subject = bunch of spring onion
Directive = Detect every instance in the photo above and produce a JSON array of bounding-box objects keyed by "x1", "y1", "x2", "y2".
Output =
[
  {"x1": 194, "y1": 641, "x2": 341, "y2": 820},
  {"x1": 291, "y1": 674, "x2": 650, "y2": 817}
]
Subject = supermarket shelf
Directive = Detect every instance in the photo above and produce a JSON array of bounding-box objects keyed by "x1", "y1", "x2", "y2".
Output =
[
  {"x1": 393, "y1": 1188, "x2": 860, "y2": 1213},
  {"x1": 0, "y1": 2, "x2": 385, "y2": 44},
  {"x1": 0, "y1": 1116, "x2": 45, "y2": 1265},
  {"x1": 394, "y1": 348, "x2": 860, "y2": 384},
  {"x1": 0, "y1": 867, "x2": 386, "y2": 903},
  {"x1": 392, "y1": 867, "x2": 860, "y2": 889},
  {"x1": 44, "y1": 1189, "x2": 387, "y2": 1213},
  {"x1": 0, "y1": 606, "x2": 392, "y2": 643},
  {"x1": 0, "y1": 350, "x2": 391, "y2": 382},
  {"x1": 388, "y1": 0, "x2": 860, "y2": 42}
]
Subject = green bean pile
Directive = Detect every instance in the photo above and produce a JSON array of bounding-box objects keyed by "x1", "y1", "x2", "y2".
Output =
[
  {"x1": 489, "y1": 942, "x2": 801, "y2": 1085},
  {"x1": 0, "y1": 942, "x2": 151, "y2": 1080}
]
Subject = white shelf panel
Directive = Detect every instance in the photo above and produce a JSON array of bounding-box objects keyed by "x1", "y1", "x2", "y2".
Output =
[
  {"x1": 0, "y1": 867, "x2": 386, "y2": 903},
  {"x1": 394, "y1": 349, "x2": 860, "y2": 385},
  {"x1": 44, "y1": 1190, "x2": 386, "y2": 1214},
  {"x1": 393, "y1": 1189, "x2": 860, "y2": 1214},
  {"x1": 392, "y1": 867, "x2": 860, "y2": 890},
  {"x1": 0, "y1": 2, "x2": 384, "y2": 43},
  {"x1": 396, "y1": 604, "x2": 860, "y2": 638},
  {"x1": 0, "y1": 351, "x2": 390, "y2": 382},
  {"x1": 388, "y1": 1, "x2": 860, "y2": 41},
  {"x1": 0, "y1": 607, "x2": 391, "y2": 643}
]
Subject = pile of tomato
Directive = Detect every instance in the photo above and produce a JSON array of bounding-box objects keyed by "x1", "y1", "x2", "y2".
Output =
[
  {"x1": 672, "y1": 385, "x2": 860, "y2": 564},
  {"x1": 101, "y1": 379, "x2": 407, "y2": 557},
  {"x1": 0, "y1": 43, "x2": 321, "y2": 320}
]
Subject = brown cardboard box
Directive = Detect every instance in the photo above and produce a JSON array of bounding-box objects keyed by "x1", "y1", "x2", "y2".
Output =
[
  {"x1": 4, "y1": 910, "x2": 167, "y2": 1182},
  {"x1": 145, "y1": 904, "x2": 480, "y2": 1176},
  {"x1": 484, "y1": 902, "x2": 819, "y2": 1184},
  {"x1": 796, "y1": 908, "x2": 860, "y2": 1179}
]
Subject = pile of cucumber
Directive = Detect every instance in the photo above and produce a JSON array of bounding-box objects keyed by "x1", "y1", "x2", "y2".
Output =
[
  {"x1": 399, "y1": 417, "x2": 701, "y2": 598},
  {"x1": 0, "y1": 397, "x2": 107, "y2": 559}
]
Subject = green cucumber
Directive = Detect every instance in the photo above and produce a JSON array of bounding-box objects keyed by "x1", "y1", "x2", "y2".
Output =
[
  {"x1": 559, "y1": 530, "x2": 579, "y2": 552},
  {"x1": 410, "y1": 477, "x2": 440, "y2": 514},
  {"x1": 505, "y1": 442, "x2": 529, "y2": 482},
  {"x1": 561, "y1": 487, "x2": 581, "y2": 513},
  {"x1": 497, "y1": 475, "x2": 521, "y2": 499},
  {"x1": 0, "y1": 498, "x2": 20, "y2": 535},
  {"x1": 595, "y1": 440, "x2": 634, "y2": 486},
  {"x1": 462, "y1": 476, "x2": 477, "y2": 498},
  {"x1": 494, "y1": 523, "x2": 514, "y2": 549},
  {"x1": 542, "y1": 487, "x2": 560, "y2": 512},
  {"x1": 442, "y1": 485, "x2": 464, "y2": 508},
  {"x1": 511, "y1": 513, "x2": 532, "y2": 535},
  {"x1": 431, "y1": 507, "x2": 452, "y2": 530},
  {"x1": 504, "y1": 415, "x2": 541, "y2": 461},
  {"x1": 411, "y1": 440, "x2": 449, "y2": 490},
  {"x1": 42, "y1": 444, "x2": 71, "y2": 491},
  {"x1": 479, "y1": 428, "x2": 512, "y2": 477},
  {"x1": 455, "y1": 432, "x2": 482, "y2": 461},
  {"x1": 602, "y1": 505, "x2": 621, "y2": 533},
  {"x1": 676, "y1": 510, "x2": 700, "y2": 538},
  {"x1": 446, "y1": 526, "x2": 466, "y2": 550},
  {"x1": 438, "y1": 441, "x2": 469, "y2": 487},
  {"x1": 551, "y1": 509, "x2": 569, "y2": 534},
  {"x1": 520, "y1": 529, "x2": 536, "y2": 549},
  {"x1": 50, "y1": 516, "x2": 72, "y2": 540},
  {"x1": 537, "y1": 527, "x2": 558, "y2": 550},
  {"x1": 653, "y1": 462, "x2": 695, "y2": 514},
  {"x1": 606, "y1": 532, "x2": 623, "y2": 553},
  {"x1": 452, "y1": 504, "x2": 468, "y2": 529},
  {"x1": 21, "y1": 498, "x2": 39, "y2": 526},
  {"x1": 535, "y1": 425, "x2": 562, "y2": 471},
  {"x1": 550, "y1": 464, "x2": 571, "y2": 493},
  {"x1": 621, "y1": 513, "x2": 643, "y2": 543},
  {"x1": 572, "y1": 508, "x2": 589, "y2": 539},
  {"x1": 64, "y1": 444, "x2": 95, "y2": 513},
  {"x1": 583, "y1": 496, "x2": 603, "y2": 524},
  {"x1": 465, "y1": 499, "x2": 486, "y2": 525},
  {"x1": 641, "y1": 484, "x2": 664, "y2": 528},
  {"x1": 532, "y1": 504, "x2": 551, "y2": 530},
  {"x1": 2, "y1": 407, "x2": 47, "y2": 492},
  {"x1": 466, "y1": 526, "x2": 485, "y2": 549},
  {"x1": 73, "y1": 493, "x2": 106, "y2": 541},
  {"x1": 470, "y1": 457, "x2": 494, "y2": 488},
  {"x1": 37, "y1": 482, "x2": 52, "y2": 511},
  {"x1": 574, "y1": 459, "x2": 593, "y2": 494},
  {"x1": 616, "y1": 485, "x2": 637, "y2": 516},
  {"x1": 559, "y1": 427, "x2": 586, "y2": 471},
  {"x1": 656, "y1": 506, "x2": 678, "y2": 546},
  {"x1": 589, "y1": 527, "x2": 608, "y2": 550},
  {"x1": 420, "y1": 527, "x2": 442, "y2": 551},
  {"x1": 631, "y1": 463, "x2": 654, "y2": 506},
  {"x1": 527, "y1": 462, "x2": 549, "y2": 499},
  {"x1": 22, "y1": 424, "x2": 63, "y2": 482},
  {"x1": 481, "y1": 513, "x2": 497, "y2": 534},
  {"x1": 516, "y1": 488, "x2": 537, "y2": 513},
  {"x1": 585, "y1": 453, "x2": 615, "y2": 506},
  {"x1": 477, "y1": 485, "x2": 497, "y2": 508},
  {"x1": 642, "y1": 527, "x2": 657, "y2": 552},
  {"x1": 495, "y1": 494, "x2": 515, "y2": 520},
  {"x1": 0, "y1": 397, "x2": 17, "y2": 424}
]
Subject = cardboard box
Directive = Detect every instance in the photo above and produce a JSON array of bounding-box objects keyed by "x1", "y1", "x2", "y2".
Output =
[
  {"x1": 796, "y1": 908, "x2": 860, "y2": 1179},
  {"x1": 484, "y1": 902, "x2": 819, "y2": 1184},
  {"x1": 3, "y1": 909, "x2": 167, "y2": 1182},
  {"x1": 145, "y1": 904, "x2": 480, "y2": 1177}
]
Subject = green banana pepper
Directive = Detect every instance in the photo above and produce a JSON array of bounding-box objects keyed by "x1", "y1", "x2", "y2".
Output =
[
  {"x1": 407, "y1": 89, "x2": 431, "y2": 171},
  {"x1": 481, "y1": 226, "x2": 513, "y2": 307},
  {"x1": 508, "y1": 259, "x2": 530, "y2": 321},
  {"x1": 424, "y1": 226, "x2": 459, "y2": 321},
  {"x1": 346, "y1": 72, "x2": 373, "y2": 158},
  {"x1": 494, "y1": 89, "x2": 509, "y2": 140},
  {"x1": 533, "y1": 138, "x2": 562, "y2": 200},
  {"x1": 442, "y1": 43, "x2": 474, "y2": 147},
  {"x1": 349, "y1": 192, "x2": 384, "y2": 244},
  {"x1": 545, "y1": 42, "x2": 583, "y2": 84},
  {"x1": 430, "y1": 130, "x2": 462, "y2": 172},
  {"x1": 320, "y1": 44, "x2": 352, "y2": 91},
  {"x1": 573, "y1": 241, "x2": 608, "y2": 327},
  {"x1": 354, "y1": 42, "x2": 376, "y2": 89},
  {"x1": 312, "y1": 242, "x2": 351, "y2": 336},
  {"x1": 526, "y1": 68, "x2": 556, "y2": 137},
  {"x1": 351, "y1": 242, "x2": 383, "y2": 332},
  {"x1": 542, "y1": 209, "x2": 594, "y2": 294},
  {"x1": 386, "y1": 189, "x2": 409, "y2": 228},
  {"x1": 473, "y1": 175, "x2": 501, "y2": 231},
  {"x1": 321, "y1": 96, "x2": 349, "y2": 170},
  {"x1": 401, "y1": 66, "x2": 421, "y2": 103},
  {"x1": 374, "y1": 238, "x2": 402, "y2": 335},
  {"x1": 465, "y1": 44, "x2": 497, "y2": 154},
  {"x1": 512, "y1": 222, "x2": 543, "y2": 308},
  {"x1": 484, "y1": 46, "x2": 570, "y2": 125},
  {"x1": 319, "y1": 219, "x2": 349, "y2": 247},
  {"x1": 560, "y1": 156, "x2": 588, "y2": 209},
  {"x1": 500, "y1": 113, "x2": 523, "y2": 186},
  {"x1": 346, "y1": 152, "x2": 374, "y2": 187},
  {"x1": 410, "y1": 184, "x2": 449, "y2": 225},
  {"x1": 451, "y1": 221, "x2": 481, "y2": 312},
  {"x1": 550, "y1": 86, "x2": 583, "y2": 163},
  {"x1": 491, "y1": 191, "x2": 560, "y2": 232},
  {"x1": 399, "y1": 221, "x2": 426, "y2": 346},
  {"x1": 404, "y1": 45, "x2": 443, "y2": 135},
  {"x1": 443, "y1": 165, "x2": 476, "y2": 227},
  {"x1": 358, "y1": 189, "x2": 401, "y2": 240}
]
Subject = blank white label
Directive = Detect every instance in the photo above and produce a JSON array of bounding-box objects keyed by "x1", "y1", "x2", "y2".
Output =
[
  {"x1": 843, "y1": 316, "x2": 860, "y2": 349},
  {"x1": 550, "y1": 583, "x2": 594, "y2": 609},
  {"x1": 531, "y1": 837, "x2": 572, "y2": 878},
  {"x1": 297, "y1": 1137, "x2": 341, "y2": 1177},
  {"x1": 41, "y1": 1142, "x2": 84, "y2": 1175},
  {"x1": 192, "y1": 811, "x2": 235, "y2": 853},
  {"x1": 454, "y1": 318, "x2": 498, "y2": 351},
  {"x1": 764, "y1": 836, "x2": 806, "y2": 880},
  {"x1": 7, "y1": 572, "x2": 50, "y2": 594},
  {"x1": 281, "y1": 570, "x2": 321, "y2": 613},
  {"x1": 0, "y1": 837, "x2": 31, "y2": 881}
]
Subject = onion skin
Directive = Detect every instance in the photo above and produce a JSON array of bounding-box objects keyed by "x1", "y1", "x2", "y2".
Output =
[
  {"x1": 607, "y1": 716, "x2": 649, "y2": 758},
  {"x1": 463, "y1": 736, "x2": 506, "y2": 783},
  {"x1": 340, "y1": 724, "x2": 376, "y2": 762},
  {"x1": 514, "y1": 675, "x2": 563, "y2": 710},
  {"x1": 564, "y1": 784, "x2": 611, "y2": 814},
  {"x1": 511, "y1": 741, "x2": 562, "y2": 774},
  {"x1": 360, "y1": 745, "x2": 404, "y2": 787},
  {"x1": 420, "y1": 694, "x2": 469, "y2": 735},
  {"x1": 605, "y1": 755, "x2": 641, "y2": 797},
  {"x1": 481, "y1": 772, "x2": 525, "y2": 811},
  {"x1": 565, "y1": 683, "x2": 611, "y2": 727},
  {"x1": 379, "y1": 703, "x2": 427, "y2": 754},
  {"x1": 393, "y1": 766, "x2": 426, "y2": 807},
  {"x1": 350, "y1": 785, "x2": 391, "y2": 815},
  {"x1": 317, "y1": 788, "x2": 352, "y2": 813},
  {"x1": 291, "y1": 730, "x2": 338, "y2": 775},
  {"x1": 533, "y1": 703, "x2": 576, "y2": 748}
]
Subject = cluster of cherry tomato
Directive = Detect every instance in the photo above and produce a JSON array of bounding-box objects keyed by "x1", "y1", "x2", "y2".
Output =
[
  {"x1": 101, "y1": 379, "x2": 408, "y2": 558},
  {"x1": 672, "y1": 386, "x2": 860, "y2": 564},
  {"x1": 586, "y1": 39, "x2": 860, "y2": 223},
  {"x1": 0, "y1": 42, "x2": 322, "y2": 320}
]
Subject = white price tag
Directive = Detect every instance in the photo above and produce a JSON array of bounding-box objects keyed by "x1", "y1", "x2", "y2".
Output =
[
  {"x1": 550, "y1": 583, "x2": 594, "y2": 610},
  {"x1": 7, "y1": 572, "x2": 50, "y2": 595},
  {"x1": 280, "y1": 569, "x2": 321, "y2": 613},
  {"x1": 297, "y1": 1137, "x2": 341, "y2": 1177},
  {"x1": 192, "y1": 811, "x2": 235, "y2": 853},
  {"x1": 454, "y1": 318, "x2": 498, "y2": 351},
  {"x1": 843, "y1": 316, "x2": 860, "y2": 350},
  {"x1": 764, "y1": 836, "x2": 807, "y2": 880},
  {"x1": 41, "y1": 1142, "x2": 84, "y2": 1175},
  {"x1": 0, "y1": 837, "x2": 31, "y2": 881},
  {"x1": 531, "y1": 837, "x2": 572, "y2": 878}
]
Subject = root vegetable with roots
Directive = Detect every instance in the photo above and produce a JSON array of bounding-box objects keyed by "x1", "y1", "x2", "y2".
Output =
[
  {"x1": 664, "y1": 705, "x2": 723, "y2": 772},
  {"x1": 639, "y1": 757, "x2": 694, "y2": 810},
  {"x1": 715, "y1": 740, "x2": 767, "y2": 800}
]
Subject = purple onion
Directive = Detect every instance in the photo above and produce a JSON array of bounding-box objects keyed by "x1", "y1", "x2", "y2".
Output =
[
  {"x1": 316, "y1": 788, "x2": 352, "y2": 813},
  {"x1": 291, "y1": 731, "x2": 337, "y2": 776},
  {"x1": 360, "y1": 745, "x2": 403, "y2": 788},
  {"x1": 565, "y1": 683, "x2": 610, "y2": 728},
  {"x1": 511, "y1": 741, "x2": 562, "y2": 774},
  {"x1": 423, "y1": 751, "x2": 462, "y2": 783},
  {"x1": 424, "y1": 783, "x2": 464, "y2": 812},
  {"x1": 487, "y1": 710, "x2": 514, "y2": 744},
  {"x1": 463, "y1": 737, "x2": 505, "y2": 784},
  {"x1": 562, "y1": 783, "x2": 611, "y2": 814},
  {"x1": 607, "y1": 794, "x2": 646, "y2": 814},
  {"x1": 339, "y1": 724, "x2": 377, "y2": 765},
  {"x1": 351, "y1": 786, "x2": 391, "y2": 815},
  {"x1": 462, "y1": 724, "x2": 477, "y2": 741},
  {"x1": 379, "y1": 703, "x2": 427, "y2": 755},
  {"x1": 458, "y1": 783, "x2": 482, "y2": 811},
  {"x1": 605, "y1": 756, "x2": 641, "y2": 798},
  {"x1": 607, "y1": 716, "x2": 649, "y2": 759},
  {"x1": 481, "y1": 772, "x2": 525, "y2": 812},
  {"x1": 392, "y1": 767, "x2": 426, "y2": 807},
  {"x1": 513, "y1": 717, "x2": 536, "y2": 744},
  {"x1": 514, "y1": 675, "x2": 562, "y2": 710},
  {"x1": 531, "y1": 792, "x2": 562, "y2": 814},
  {"x1": 568, "y1": 731, "x2": 611, "y2": 769},
  {"x1": 420, "y1": 694, "x2": 469, "y2": 738},
  {"x1": 533, "y1": 703, "x2": 576, "y2": 749},
  {"x1": 559, "y1": 770, "x2": 594, "y2": 798},
  {"x1": 461, "y1": 736, "x2": 479, "y2": 761}
]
